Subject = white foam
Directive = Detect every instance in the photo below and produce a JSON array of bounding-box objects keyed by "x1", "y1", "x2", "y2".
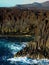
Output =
[
  {"x1": 7, "y1": 56, "x2": 27, "y2": 62},
  {"x1": 7, "y1": 42, "x2": 27, "y2": 54},
  {"x1": 7, "y1": 57, "x2": 49, "y2": 65}
]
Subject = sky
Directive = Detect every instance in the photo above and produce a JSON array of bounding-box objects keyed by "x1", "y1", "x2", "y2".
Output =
[{"x1": 0, "y1": 0, "x2": 48, "y2": 7}]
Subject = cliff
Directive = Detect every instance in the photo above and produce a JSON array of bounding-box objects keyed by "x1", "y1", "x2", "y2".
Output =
[{"x1": 0, "y1": 4, "x2": 49, "y2": 59}]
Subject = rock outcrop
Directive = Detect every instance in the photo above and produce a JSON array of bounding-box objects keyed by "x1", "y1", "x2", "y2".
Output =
[{"x1": 14, "y1": 41, "x2": 49, "y2": 59}]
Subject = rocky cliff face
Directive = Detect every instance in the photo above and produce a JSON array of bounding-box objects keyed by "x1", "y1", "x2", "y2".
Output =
[
  {"x1": 0, "y1": 8, "x2": 49, "y2": 35},
  {"x1": 0, "y1": 7, "x2": 49, "y2": 59},
  {"x1": 0, "y1": 7, "x2": 49, "y2": 43}
]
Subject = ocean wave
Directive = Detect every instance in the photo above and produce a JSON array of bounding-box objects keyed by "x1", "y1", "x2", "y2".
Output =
[
  {"x1": 0, "y1": 40, "x2": 27, "y2": 54},
  {"x1": 7, "y1": 57, "x2": 49, "y2": 65}
]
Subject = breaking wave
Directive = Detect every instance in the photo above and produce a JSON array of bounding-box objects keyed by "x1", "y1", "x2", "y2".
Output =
[
  {"x1": 7, "y1": 57, "x2": 49, "y2": 65},
  {"x1": 0, "y1": 38, "x2": 49, "y2": 65}
]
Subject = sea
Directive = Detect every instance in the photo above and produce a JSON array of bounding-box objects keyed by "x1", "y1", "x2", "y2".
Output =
[{"x1": 0, "y1": 37, "x2": 49, "y2": 65}]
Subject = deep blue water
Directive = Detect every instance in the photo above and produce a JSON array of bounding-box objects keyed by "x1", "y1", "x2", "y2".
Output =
[{"x1": 0, "y1": 37, "x2": 49, "y2": 65}]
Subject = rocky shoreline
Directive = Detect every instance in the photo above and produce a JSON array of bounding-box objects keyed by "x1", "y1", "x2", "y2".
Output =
[{"x1": 14, "y1": 41, "x2": 49, "y2": 59}]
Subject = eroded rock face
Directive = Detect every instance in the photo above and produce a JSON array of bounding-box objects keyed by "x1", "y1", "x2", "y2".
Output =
[{"x1": 0, "y1": 8, "x2": 49, "y2": 35}]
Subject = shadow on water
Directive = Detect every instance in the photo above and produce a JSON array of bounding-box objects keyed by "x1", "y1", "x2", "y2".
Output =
[{"x1": 0, "y1": 36, "x2": 34, "y2": 42}]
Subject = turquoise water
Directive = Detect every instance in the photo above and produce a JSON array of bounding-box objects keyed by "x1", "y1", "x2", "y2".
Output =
[{"x1": 0, "y1": 37, "x2": 49, "y2": 65}]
